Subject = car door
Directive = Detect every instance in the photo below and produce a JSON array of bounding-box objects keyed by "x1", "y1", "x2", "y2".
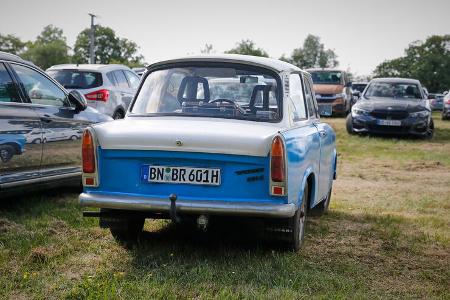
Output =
[
  {"x1": 113, "y1": 70, "x2": 134, "y2": 112},
  {"x1": 0, "y1": 62, "x2": 43, "y2": 187},
  {"x1": 304, "y1": 75, "x2": 335, "y2": 202},
  {"x1": 282, "y1": 73, "x2": 321, "y2": 208},
  {"x1": 10, "y1": 62, "x2": 90, "y2": 178}
]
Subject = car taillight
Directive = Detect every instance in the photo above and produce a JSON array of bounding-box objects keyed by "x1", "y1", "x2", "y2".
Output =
[
  {"x1": 82, "y1": 130, "x2": 95, "y2": 173},
  {"x1": 446, "y1": 99, "x2": 450, "y2": 105},
  {"x1": 271, "y1": 136, "x2": 285, "y2": 182},
  {"x1": 85, "y1": 89, "x2": 109, "y2": 101}
]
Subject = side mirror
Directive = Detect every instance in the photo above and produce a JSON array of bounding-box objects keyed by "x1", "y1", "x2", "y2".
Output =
[{"x1": 68, "y1": 90, "x2": 87, "y2": 112}]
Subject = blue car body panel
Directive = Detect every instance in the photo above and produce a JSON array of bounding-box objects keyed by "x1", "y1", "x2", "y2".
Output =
[{"x1": 85, "y1": 148, "x2": 288, "y2": 205}]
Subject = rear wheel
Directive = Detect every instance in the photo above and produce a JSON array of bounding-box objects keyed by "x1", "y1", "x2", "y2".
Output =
[
  {"x1": 346, "y1": 114, "x2": 355, "y2": 134},
  {"x1": 99, "y1": 209, "x2": 145, "y2": 244},
  {"x1": 289, "y1": 184, "x2": 308, "y2": 251}
]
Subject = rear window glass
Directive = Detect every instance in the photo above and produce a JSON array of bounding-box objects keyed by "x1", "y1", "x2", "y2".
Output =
[
  {"x1": 131, "y1": 65, "x2": 280, "y2": 122},
  {"x1": 47, "y1": 70, "x2": 103, "y2": 89}
]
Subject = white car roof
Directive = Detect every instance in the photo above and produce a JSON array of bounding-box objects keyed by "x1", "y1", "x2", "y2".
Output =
[
  {"x1": 147, "y1": 54, "x2": 302, "y2": 73},
  {"x1": 46, "y1": 64, "x2": 132, "y2": 72}
]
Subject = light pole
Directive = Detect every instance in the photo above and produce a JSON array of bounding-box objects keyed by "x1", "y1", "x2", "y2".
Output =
[{"x1": 88, "y1": 13, "x2": 97, "y2": 64}]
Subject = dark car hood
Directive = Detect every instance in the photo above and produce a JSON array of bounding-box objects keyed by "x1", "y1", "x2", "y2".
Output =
[{"x1": 357, "y1": 97, "x2": 429, "y2": 112}]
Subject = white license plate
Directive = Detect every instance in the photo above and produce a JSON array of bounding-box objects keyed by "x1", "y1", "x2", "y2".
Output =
[
  {"x1": 319, "y1": 105, "x2": 332, "y2": 116},
  {"x1": 377, "y1": 119, "x2": 401, "y2": 126},
  {"x1": 148, "y1": 166, "x2": 221, "y2": 186}
]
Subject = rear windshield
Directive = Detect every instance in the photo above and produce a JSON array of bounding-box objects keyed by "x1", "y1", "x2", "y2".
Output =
[
  {"x1": 364, "y1": 82, "x2": 423, "y2": 100},
  {"x1": 131, "y1": 65, "x2": 281, "y2": 122},
  {"x1": 310, "y1": 71, "x2": 343, "y2": 85},
  {"x1": 47, "y1": 70, "x2": 103, "y2": 89}
]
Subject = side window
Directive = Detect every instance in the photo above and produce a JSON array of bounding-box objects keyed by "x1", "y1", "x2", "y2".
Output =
[
  {"x1": 11, "y1": 64, "x2": 68, "y2": 107},
  {"x1": 124, "y1": 71, "x2": 140, "y2": 89},
  {"x1": 114, "y1": 70, "x2": 130, "y2": 89},
  {"x1": 303, "y1": 76, "x2": 317, "y2": 118},
  {"x1": 289, "y1": 74, "x2": 307, "y2": 121},
  {"x1": 106, "y1": 71, "x2": 117, "y2": 86},
  {"x1": 0, "y1": 63, "x2": 21, "y2": 103}
]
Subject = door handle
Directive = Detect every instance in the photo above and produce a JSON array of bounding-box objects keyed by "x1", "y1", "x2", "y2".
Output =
[{"x1": 319, "y1": 130, "x2": 327, "y2": 138}]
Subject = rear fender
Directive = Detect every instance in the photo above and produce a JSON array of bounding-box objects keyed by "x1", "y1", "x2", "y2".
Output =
[{"x1": 297, "y1": 167, "x2": 317, "y2": 210}]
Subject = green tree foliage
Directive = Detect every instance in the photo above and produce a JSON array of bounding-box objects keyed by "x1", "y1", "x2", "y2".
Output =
[
  {"x1": 282, "y1": 34, "x2": 338, "y2": 69},
  {"x1": 374, "y1": 35, "x2": 450, "y2": 92},
  {"x1": 21, "y1": 25, "x2": 70, "y2": 69},
  {"x1": 0, "y1": 34, "x2": 27, "y2": 55},
  {"x1": 73, "y1": 25, "x2": 144, "y2": 66},
  {"x1": 225, "y1": 39, "x2": 269, "y2": 57}
]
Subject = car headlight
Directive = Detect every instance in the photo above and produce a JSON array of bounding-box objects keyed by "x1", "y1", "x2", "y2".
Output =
[
  {"x1": 409, "y1": 110, "x2": 429, "y2": 118},
  {"x1": 352, "y1": 107, "x2": 370, "y2": 116}
]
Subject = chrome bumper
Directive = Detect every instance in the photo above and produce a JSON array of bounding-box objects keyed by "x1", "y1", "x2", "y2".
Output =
[{"x1": 79, "y1": 193, "x2": 295, "y2": 218}]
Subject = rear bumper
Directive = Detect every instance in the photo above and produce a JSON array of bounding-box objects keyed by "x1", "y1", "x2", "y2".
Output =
[{"x1": 79, "y1": 192, "x2": 296, "y2": 218}]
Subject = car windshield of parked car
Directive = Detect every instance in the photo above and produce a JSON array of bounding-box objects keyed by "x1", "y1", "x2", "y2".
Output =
[
  {"x1": 47, "y1": 70, "x2": 103, "y2": 89},
  {"x1": 310, "y1": 71, "x2": 342, "y2": 85},
  {"x1": 352, "y1": 84, "x2": 367, "y2": 93},
  {"x1": 131, "y1": 65, "x2": 280, "y2": 121},
  {"x1": 364, "y1": 82, "x2": 423, "y2": 100}
]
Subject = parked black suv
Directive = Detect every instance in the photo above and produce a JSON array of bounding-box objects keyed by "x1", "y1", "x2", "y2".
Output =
[
  {"x1": 0, "y1": 52, "x2": 111, "y2": 197},
  {"x1": 346, "y1": 78, "x2": 434, "y2": 138}
]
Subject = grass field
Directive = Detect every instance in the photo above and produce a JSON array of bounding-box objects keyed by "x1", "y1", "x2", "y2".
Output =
[{"x1": 1, "y1": 113, "x2": 449, "y2": 299}]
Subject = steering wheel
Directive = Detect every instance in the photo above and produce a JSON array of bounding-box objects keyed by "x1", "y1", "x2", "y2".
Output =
[{"x1": 209, "y1": 99, "x2": 246, "y2": 114}]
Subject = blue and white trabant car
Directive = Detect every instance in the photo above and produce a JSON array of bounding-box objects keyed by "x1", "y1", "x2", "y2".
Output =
[{"x1": 79, "y1": 55, "x2": 337, "y2": 250}]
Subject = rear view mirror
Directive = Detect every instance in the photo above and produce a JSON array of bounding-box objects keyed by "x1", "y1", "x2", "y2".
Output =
[{"x1": 68, "y1": 90, "x2": 87, "y2": 112}]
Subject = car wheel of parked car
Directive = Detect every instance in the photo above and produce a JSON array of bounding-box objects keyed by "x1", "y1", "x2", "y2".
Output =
[
  {"x1": 112, "y1": 110, "x2": 125, "y2": 120},
  {"x1": 0, "y1": 145, "x2": 15, "y2": 163},
  {"x1": 310, "y1": 187, "x2": 332, "y2": 216},
  {"x1": 32, "y1": 138, "x2": 42, "y2": 144},
  {"x1": 289, "y1": 183, "x2": 308, "y2": 251},
  {"x1": 346, "y1": 114, "x2": 355, "y2": 134},
  {"x1": 425, "y1": 119, "x2": 434, "y2": 139}
]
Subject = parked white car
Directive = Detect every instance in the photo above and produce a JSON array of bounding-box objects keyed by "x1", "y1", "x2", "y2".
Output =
[{"x1": 47, "y1": 64, "x2": 140, "y2": 119}]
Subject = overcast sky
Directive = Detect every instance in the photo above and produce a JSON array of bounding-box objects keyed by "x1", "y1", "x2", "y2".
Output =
[{"x1": 1, "y1": 0, "x2": 449, "y2": 75}]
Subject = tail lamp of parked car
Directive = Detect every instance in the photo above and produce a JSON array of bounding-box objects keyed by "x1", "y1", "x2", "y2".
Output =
[
  {"x1": 85, "y1": 89, "x2": 109, "y2": 102},
  {"x1": 446, "y1": 99, "x2": 450, "y2": 105},
  {"x1": 82, "y1": 129, "x2": 99, "y2": 187},
  {"x1": 270, "y1": 135, "x2": 287, "y2": 196}
]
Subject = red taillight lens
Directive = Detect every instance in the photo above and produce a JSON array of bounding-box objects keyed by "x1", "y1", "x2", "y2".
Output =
[
  {"x1": 446, "y1": 99, "x2": 450, "y2": 105},
  {"x1": 82, "y1": 130, "x2": 95, "y2": 173},
  {"x1": 271, "y1": 136, "x2": 285, "y2": 182},
  {"x1": 85, "y1": 89, "x2": 109, "y2": 101}
]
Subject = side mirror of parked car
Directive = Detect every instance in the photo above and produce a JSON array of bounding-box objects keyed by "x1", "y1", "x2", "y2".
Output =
[{"x1": 68, "y1": 90, "x2": 87, "y2": 112}]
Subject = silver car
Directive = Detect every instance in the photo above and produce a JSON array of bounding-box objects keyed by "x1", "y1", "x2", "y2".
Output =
[{"x1": 47, "y1": 64, "x2": 140, "y2": 119}]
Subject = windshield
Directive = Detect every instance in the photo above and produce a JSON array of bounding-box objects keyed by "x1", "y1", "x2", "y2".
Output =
[
  {"x1": 364, "y1": 82, "x2": 423, "y2": 99},
  {"x1": 310, "y1": 71, "x2": 343, "y2": 85},
  {"x1": 131, "y1": 65, "x2": 280, "y2": 121},
  {"x1": 47, "y1": 70, "x2": 103, "y2": 89}
]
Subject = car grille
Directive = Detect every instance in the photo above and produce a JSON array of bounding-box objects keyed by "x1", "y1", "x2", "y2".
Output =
[
  {"x1": 370, "y1": 110, "x2": 409, "y2": 120},
  {"x1": 318, "y1": 94, "x2": 334, "y2": 97}
]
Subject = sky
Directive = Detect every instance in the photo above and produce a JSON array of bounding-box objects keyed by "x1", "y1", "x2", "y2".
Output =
[{"x1": 1, "y1": 0, "x2": 449, "y2": 75}]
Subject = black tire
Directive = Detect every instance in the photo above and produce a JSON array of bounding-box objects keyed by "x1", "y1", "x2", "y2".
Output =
[
  {"x1": 289, "y1": 184, "x2": 308, "y2": 251},
  {"x1": 310, "y1": 187, "x2": 332, "y2": 216},
  {"x1": 425, "y1": 119, "x2": 434, "y2": 139},
  {"x1": 112, "y1": 110, "x2": 125, "y2": 120},
  {"x1": 69, "y1": 135, "x2": 78, "y2": 140},
  {"x1": 346, "y1": 114, "x2": 355, "y2": 134},
  {"x1": 0, "y1": 145, "x2": 15, "y2": 163},
  {"x1": 32, "y1": 138, "x2": 41, "y2": 144},
  {"x1": 99, "y1": 209, "x2": 144, "y2": 244}
]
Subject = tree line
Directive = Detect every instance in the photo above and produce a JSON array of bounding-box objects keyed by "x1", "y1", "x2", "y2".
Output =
[
  {"x1": 1, "y1": 25, "x2": 449, "y2": 92},
  {"x1": 0, "y1": 25, "x2": 144, "y2": 69}
]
